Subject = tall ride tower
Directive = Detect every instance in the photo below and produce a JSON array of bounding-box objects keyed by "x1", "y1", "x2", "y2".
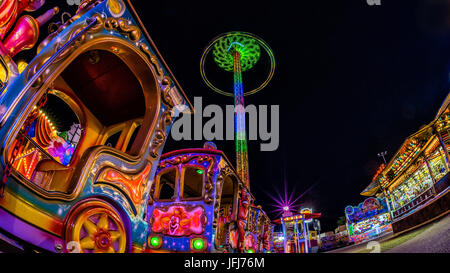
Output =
[{"x1": 201, "y1": 32, "x2": 275, "y2": 189}]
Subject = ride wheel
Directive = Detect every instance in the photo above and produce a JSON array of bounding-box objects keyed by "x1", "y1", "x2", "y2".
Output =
[{"x1": 64, "y1": 200, "x2": 128, "y2": 253}]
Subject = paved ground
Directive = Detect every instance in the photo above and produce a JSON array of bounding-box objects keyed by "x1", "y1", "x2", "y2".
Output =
[
  {"x1": 386, "y1": 213, "x2": 450, "y2": 253},
  {"x1": 329, "y1": 213, "x2": 450, "y2": 253},
  {"x1": 1, "y1": 213, "x2": 449, "y2": 253}
]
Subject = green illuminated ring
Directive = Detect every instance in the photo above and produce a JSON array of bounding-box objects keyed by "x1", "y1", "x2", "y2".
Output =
[{"x1": 200, "y1": 32, "x2": 275, "y2": 97}]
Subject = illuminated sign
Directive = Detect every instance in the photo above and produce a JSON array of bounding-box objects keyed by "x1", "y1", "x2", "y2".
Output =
[
  {"x1": 151, "y1": 205, "x2": 207, "y2": 236},
  {"x1": 300, "y1": 208, "x2": 313, "y2": 223}
]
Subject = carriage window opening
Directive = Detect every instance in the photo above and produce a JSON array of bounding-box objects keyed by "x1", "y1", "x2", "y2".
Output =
[
  {"x1": 216, "y1": 175, "x2": 236, "y2": 248},
  {"x1": 220, "y1": 176, "x2": 235, "y2": 216},
  {"x1": 182, "y1": 167, "x2": 204, "y2": 199},
  {"x1": 60, "y1": 49, "x2": 147, "y2": 156},
  {"x1": 126, "y1": 124, "x2": 141, "y2": 152},
  {"x1": 105, "y1": 130, "x2": 121, "y2": 148},
  {"x1": 11, "y1": 93, "x2": 81, "y2": 187},
  {"x1": 156, "y1": 169, "x2": 176, "y2": 200}
]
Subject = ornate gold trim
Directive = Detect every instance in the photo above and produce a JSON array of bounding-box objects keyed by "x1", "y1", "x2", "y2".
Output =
[
  {"x1": 3, "y1": 26, "x2": 162, "y2": 202},
  {"x1": 104, "y1": 17, "x2": 141, "y2": 42},
  {"x1": 156, "y1": 154, "x2": 216, "y2": 205},
  {"x1": 149, "y1": 109, "x2": 172, "y2": 159}
]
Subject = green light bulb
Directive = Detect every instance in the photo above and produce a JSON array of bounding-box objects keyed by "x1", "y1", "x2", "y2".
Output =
[
  {"x1": 193, "y1": 239, "x2": 204, "y2": 250},
  {"x1": 150, "y1": 236, "x2": 160, "y2": 247}
]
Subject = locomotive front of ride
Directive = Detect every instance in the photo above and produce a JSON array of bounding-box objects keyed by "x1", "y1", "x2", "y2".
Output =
[{"x1": 146, "y1": 142, "x2": 274, "y2": 253}]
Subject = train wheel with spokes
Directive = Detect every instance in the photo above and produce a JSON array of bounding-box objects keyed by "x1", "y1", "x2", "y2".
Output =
[{"x1": 64, "y1": 200, "x2": 128, "y2": 253}]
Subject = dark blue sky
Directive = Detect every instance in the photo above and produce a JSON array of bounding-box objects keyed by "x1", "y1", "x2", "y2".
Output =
[
  {"x1": 139, "y1": 0, "x2": 450, "y2": 231},
  {"x1": 26, "y1": 0, "x2": 450, "y2": 232}
]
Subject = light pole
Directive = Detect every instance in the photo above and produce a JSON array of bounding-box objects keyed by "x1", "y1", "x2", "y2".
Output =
[
  {"x1": 377, "y1": 150, "x2": 394, "y2": 220},
  {"x1": 377, "y1": 151, "x2": 387, "y2": 164},
  {"x1": 281, "y1": 217, "x2": 287, "y2": 253},
  {"x1": 301, "y1": 214, "x2": 309, "y2": 253}
]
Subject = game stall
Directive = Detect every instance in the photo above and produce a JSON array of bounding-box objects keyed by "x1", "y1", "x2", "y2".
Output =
[
  {"x1": 345, "y1": 197, "x2": 392, "y2": 244},
  {"x1": 273, "y1": 208, "x2": 321, "y2": 253},
  {"x1": 361, "y1": 101, "x2": 450, "y2": 231}
]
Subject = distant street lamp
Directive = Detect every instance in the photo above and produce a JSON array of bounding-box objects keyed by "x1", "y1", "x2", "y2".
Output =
[{"x1": 377, "y1": 151, "x2": 387, "y2": 164}]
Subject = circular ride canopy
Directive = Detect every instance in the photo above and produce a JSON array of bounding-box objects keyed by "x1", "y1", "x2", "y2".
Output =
[
  {"x1": 212, "y1": 32, "x2": 261, "y2": 72},
  {"x1": 200, "y1": 31, "x2": 275, "y2": 97}
]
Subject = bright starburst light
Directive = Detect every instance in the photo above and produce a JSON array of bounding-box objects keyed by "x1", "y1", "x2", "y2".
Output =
[{"x1": 265, "y1": 170, "x2": 319, "y2": 218}]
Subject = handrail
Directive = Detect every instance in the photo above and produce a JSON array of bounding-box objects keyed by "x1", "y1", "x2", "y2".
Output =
[
  {"x1": 23, "y1": 135, "x2": 66, "y2": 166},
  {"x1": 392, "y1": 186, "x2": 434, "y2": 218}
]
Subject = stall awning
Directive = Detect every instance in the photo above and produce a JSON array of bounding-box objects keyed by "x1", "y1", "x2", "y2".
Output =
[
  {"x1": 273, "y1": 212, "x2": 322, "y2": 224},
  {"x1": 435, "y1": 92, "x2": 450, "y2": 119},
  {"x1": 361, "y1": 121, "x2": 436, "y2": 195},
  {"x1": 360, "y1": 180, "x2": 380, "y2": 197}
]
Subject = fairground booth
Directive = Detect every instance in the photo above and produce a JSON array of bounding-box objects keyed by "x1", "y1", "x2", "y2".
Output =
[
  {"x1": 273, "y1": 208, "x2": 321, "y2": 253},
  {"x1": 345, "y1": 197, "x2": 392, "y2": 244},
  {"x1": 361, "y1": 93, "x2": 450, "y2": 234}
]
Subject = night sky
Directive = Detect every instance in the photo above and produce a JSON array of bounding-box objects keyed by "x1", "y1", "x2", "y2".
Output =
[{"x1": 21, "y1": 0, "x2": 450, "y2": 232}]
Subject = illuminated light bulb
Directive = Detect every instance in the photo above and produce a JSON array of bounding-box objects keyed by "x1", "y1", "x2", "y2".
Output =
[
  {"x1": 17, "y1": 61, "x2": 28, "y2": 73},
  {"x1": 0, "y1": 65, "x2": 7, "y2": 83},
  {"x1": 192, "y1": 238, "x2": 205, "y2": 250},
  {"x1": 283, "y1": 206, "x2": 289, "y2": 211},
  {"x1": 149, "y1": 236, "x2": 160, "y2": 248}
]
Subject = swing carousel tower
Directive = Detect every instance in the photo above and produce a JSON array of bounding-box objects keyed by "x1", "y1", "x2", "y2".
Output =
[{"x1": 200, "y1": 32, "x2": 275, "y2": 189}]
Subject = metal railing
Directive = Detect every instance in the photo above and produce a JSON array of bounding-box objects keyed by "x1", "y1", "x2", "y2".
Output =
[{"x1": 392, "y1": 187, "x2": 435, "y2": 219}]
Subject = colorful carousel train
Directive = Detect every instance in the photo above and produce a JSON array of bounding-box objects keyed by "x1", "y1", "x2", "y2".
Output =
[
  {"x1": 147, "y1": 143, "x2": 273, "y2": 253},
  {"x1": 0, "y1": 0, "x2": 273, "y2": 253}
]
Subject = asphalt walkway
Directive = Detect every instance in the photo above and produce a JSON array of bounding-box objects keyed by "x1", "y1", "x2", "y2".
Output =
[
  {"x1": 386, "y1": 213, "x2": 450, "y2": 253},
  {"x1": 328, "y1": 213, "x2": 450, "y2": 253}
]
